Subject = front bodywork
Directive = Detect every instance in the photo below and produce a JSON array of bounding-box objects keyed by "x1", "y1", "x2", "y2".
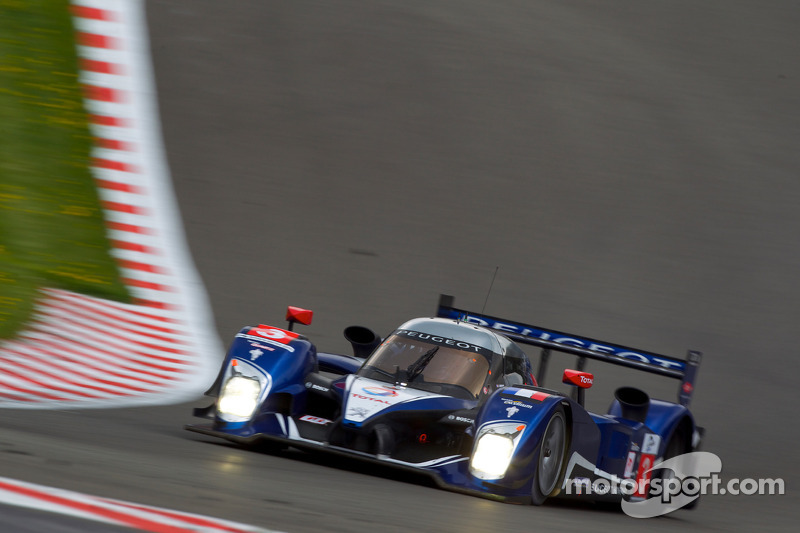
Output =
[{"x1": 187, "y1": 307, "x2": 703, "y2": 505}]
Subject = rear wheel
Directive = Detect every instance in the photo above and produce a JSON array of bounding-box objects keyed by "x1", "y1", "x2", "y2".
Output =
[
  {"x1": 531, "y1": 407, "x2": 568, "y2": 505},
  {"x1": 663, "y1": 423, "x2": 689, "y2": 459},
  {"x1": 657, "y1": 421, "x2": 698, "y2": 509}
]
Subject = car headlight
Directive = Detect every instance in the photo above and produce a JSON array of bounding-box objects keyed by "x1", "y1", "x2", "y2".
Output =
[
  {"x1": 470, "y1": 433, "x2": 515, "y2": 479},
  {"x1": 218, "y1": 376, "x2": 261, "y2": 418}
]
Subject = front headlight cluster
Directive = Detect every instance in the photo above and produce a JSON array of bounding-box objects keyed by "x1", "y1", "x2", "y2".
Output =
[
  {"x1": 469, "y1": 422, "x2": 526, "y2": 480},
  {"x1": 470, "y1": 433, "x2": 515, "y2": 478},
  {"x1": 218, "y1": 375, "x2": 261, "y2": 418}
]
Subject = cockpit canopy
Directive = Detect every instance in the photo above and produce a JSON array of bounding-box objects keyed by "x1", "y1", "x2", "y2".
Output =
[{"x1": 357, "y1": 318, "x2": 535, "y2": 400}]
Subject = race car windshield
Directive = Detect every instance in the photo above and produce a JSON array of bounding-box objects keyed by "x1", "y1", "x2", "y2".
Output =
[{"x1": 358, "y1": 331, "x2": 493, "y2": 399}]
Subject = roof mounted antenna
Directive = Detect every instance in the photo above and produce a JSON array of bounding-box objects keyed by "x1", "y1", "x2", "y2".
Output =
[{"x1": 481, "y1": 266, "x2": 499, "y2": 315}]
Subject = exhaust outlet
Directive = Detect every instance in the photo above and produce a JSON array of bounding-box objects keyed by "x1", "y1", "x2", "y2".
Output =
[
  {"x1": 614, "y1": 386, "x2": 650, "y2": 423},
  {"x1": 344, "y1": 326, "x2": 381, "y2": 359}
]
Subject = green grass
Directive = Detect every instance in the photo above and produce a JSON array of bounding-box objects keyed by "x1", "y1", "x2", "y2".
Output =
[{"x1": 0, "y1": 0, "x2": 130, "y2": 339}]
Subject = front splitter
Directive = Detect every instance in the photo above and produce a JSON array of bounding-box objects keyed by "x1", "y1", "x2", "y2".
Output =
[{"x1": 184, "y1": 423, "x2": 522, "y2": 504}]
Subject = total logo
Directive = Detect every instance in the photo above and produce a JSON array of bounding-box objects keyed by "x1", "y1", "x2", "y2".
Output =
[{"x1": 362, "y1": 386, "x2": 399, "y2": 397}]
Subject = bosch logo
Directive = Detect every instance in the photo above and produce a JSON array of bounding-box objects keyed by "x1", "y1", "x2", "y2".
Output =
[
  {"x1": 305, "y1": 382, "x2": 329, "y2": 392},
  {"x1": 363, "y1": 386, "x2": 398, "y2": 397}
]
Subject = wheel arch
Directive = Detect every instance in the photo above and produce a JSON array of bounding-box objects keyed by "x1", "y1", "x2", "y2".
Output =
[{"x1": 643, "y1": 399, "x2": 697, "y2": 457}]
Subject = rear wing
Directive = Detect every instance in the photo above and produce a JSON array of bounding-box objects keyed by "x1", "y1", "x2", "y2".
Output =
[{"x1": 436, "y1": 295, "x2": 702, "y2": 407}]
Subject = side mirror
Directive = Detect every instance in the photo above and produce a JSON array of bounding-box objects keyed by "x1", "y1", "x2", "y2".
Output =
[
  {"x1": 286, "y1": 306, "x2": 313, "y2": 331},
  {"x1": 562, "y1": 369, "x2": 594, "y2": 406}
]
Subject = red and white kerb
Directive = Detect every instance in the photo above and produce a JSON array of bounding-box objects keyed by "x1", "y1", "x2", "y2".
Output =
[
  {"x1": 0, "y1": 0, "x2": 221, "y2": 409},
  {"x1": 0, "y1": 476, "x2": 276, "y2": 533}
]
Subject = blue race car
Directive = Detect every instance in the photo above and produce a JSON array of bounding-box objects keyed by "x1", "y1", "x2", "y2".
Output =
[{"x1": 186, "y1": 295, "x2": 703, "y2": 505}]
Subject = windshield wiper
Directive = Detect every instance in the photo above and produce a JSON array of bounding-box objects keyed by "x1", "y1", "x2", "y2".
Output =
[{"x1": 406, "y1": 347, "x2": 439, "y2": 382}]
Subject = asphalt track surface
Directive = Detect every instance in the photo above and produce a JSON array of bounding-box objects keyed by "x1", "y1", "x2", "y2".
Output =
[{"x1": 2, "y1": 1, "x2": 799, "y2": 531}]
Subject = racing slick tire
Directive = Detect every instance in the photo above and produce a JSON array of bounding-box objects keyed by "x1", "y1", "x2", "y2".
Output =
[
  {"x1": 658, "y1": 420, "x2": 699, "y2": 510},
  {"x1": 531, "y1": 406, "x2": 568, "y2": 505}
]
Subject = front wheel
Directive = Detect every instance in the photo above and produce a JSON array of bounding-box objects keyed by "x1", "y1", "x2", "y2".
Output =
[{"x1": 531, "y1": 407, "x2": 568, "y2": 505}]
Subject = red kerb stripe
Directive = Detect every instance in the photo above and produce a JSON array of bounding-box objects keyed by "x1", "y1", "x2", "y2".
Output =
[
  {"x1": 118, "y1": 260, "x2": 167, "y2": 275},
  {"x1": 122, "y1": 278, "x2": 174, "y2": 292},
  {"x1": 96, "y1": 138, "x2": 134, "y2": 151},
  {"x1": 89, "y1": 115, "x2": 129, "y2": 127},
  {"x1": 101, "y1": 499, "x2": 253, "y2": 533},
  {"x1": 29, "y1": 332, "x2": 181, "y2": 376},
  {"x1": 81, "y1": 59, "x2": 123, "y2": 75},
  {"x1": 0, "y1": 378, "x2": 67, "y2": 401},
  {"x1": 93, "y1": 158, "x2": 138, "y2": 173},
  {"x1": 102, "y1": 201, "x2": 147, "y2": 215},
  {"x1": 24, "y1": 337, "x2": 167, "y2": 385},
  {"x1": 76, "y1": 32, "x2": 118, "y2": 49},
  {"x1": 0, "y1": 391, "x2": 38, "y2": 402},
  {"x1": 71, "y1": 6, "x2": 117, "y2": 21},
  {"x1": 134, "y1": 299, "x2": 180, "y2": 311},
  {"x1": 0, "y1": 480, "x2": 200, "y2": 533},
  {"x1": 111, "y1": 240, "x2": 159, "y2": 254},
  {"x1": 3, "y1": 346, "x2": 138, "y2": 396},
  {"x1": 49, "y1": 291, "x2": 181, "y2": 324},
  {"x1": 96, "y1": 180, "x2": 143, "y2": 194},
  {"x1": 42, "y1": 299, "x2": 180, "y2": 343},
  {"x1": 0, "y1": 366, "x2": 100, "y2": 399},
  {"x1": 84, "y1": 85, "x2": 124, "y2": 103},
  {"x1": 30, "y1": 319, "x2": 187, "y2": 366},
  {"x1": 105, "y1": 221, "x2": 153, "y2": 235}
]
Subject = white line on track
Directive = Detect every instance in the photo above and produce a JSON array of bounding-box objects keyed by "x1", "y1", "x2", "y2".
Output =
[{"x1": 0, "y1": 476, "x2": 280, "y2": 533}]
